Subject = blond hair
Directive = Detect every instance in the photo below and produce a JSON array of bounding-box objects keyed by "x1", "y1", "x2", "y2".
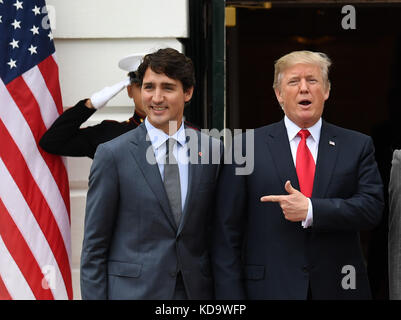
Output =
[{"x1": 273, "y1": 51, "x2": 332, "y2": 91}]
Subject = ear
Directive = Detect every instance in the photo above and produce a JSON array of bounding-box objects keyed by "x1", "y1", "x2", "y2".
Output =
[
  {"x1": 127, "y1": 84, "x2": 133, "y2": 98},
  {"x1": 274, "y1": 87, "x2": 284, "y2": 106},
  {"x1": 324, "y1": 87, "x2": 330, "y2": 101},
  {"x1": 184, "y1": 86, "x2": 194, "y2": 103}
]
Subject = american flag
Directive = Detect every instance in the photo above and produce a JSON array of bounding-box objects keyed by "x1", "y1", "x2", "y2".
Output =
[{"x1": 0, "y1": 0, "x2": 72, "y2": 299}]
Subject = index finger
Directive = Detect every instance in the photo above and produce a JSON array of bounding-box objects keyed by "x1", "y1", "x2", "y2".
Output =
[{"x1": 260, "y1": 195, "x2": 286, "y2": 203}]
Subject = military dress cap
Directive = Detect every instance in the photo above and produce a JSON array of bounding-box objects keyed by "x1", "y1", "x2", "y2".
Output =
[{"x1": 118, "y1": 53, "x2": 146, "y2": 72}]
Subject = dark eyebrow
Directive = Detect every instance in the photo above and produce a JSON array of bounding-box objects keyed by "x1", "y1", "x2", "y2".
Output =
[
  {"x1": 162, "y1": 82, "x2": 177, "y2": 87},
  {"x1": 142, "y1": 82, "x2": 177, "y2": 87}
]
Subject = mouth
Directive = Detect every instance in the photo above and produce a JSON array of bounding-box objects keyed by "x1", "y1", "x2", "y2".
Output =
[
  {"x1": 298, "y1": 99, "x2": 312, "y2": 107},
  {"x1": 150, "y1": 105, "x2": 168, "y2": 112}
]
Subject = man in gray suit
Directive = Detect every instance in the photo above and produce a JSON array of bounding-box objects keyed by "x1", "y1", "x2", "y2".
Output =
[
  {"x1": 389, "y1": 149, "x2": 401, "y2": 299},
  {"x1": 80, "y1": 48, "x2": 222, "y2": 299}
]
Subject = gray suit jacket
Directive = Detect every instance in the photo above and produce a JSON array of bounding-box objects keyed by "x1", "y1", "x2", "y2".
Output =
[
  {"x1": 389, "y1": 149, "x2": 401, "y2": 299},
  {"x1": 80, "y1": 123, "x2": 222, "y2": 299}
]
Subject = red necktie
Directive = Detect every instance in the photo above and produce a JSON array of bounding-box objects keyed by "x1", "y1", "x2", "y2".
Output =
[{"x1": 296, "y1": 130, "x2": 315, "y2": 198}]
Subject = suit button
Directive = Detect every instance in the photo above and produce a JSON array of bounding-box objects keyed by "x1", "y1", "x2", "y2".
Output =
[
  {"x1": 302, "y1": 266, "x2": 309, "y2": 273},
  {"x1": 170, "y1": 271, "x2": 177, "y2": 277}
]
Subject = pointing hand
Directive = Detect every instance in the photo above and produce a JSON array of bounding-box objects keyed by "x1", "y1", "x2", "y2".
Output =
[{"x1": 260, "y1": 181, "x2": 309, "y2": 222}]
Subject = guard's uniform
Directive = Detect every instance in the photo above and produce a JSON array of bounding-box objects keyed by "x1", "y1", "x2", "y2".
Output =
[{"x1": 39, "y1": 99, "x2": 144, "y2": 159}]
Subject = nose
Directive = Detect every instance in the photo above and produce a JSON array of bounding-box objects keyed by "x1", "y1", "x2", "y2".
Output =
[
  {"x1": 299, "y1": 79, "x2": 309, "y2": 93},
  {"x1": 152, "y1": 88, "x2": 164, "y2": 104}
]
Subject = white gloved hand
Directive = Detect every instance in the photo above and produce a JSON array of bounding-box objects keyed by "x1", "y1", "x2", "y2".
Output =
[{"x1": 90, "y1": 77, "x2": 131, "y2": 109}]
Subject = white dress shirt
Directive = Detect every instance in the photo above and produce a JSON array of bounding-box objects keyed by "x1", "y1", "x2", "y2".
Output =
[
  {"x1": 145, "y1": 118, "x2": 189, "y2": 211},
  {"x1": 284, "y1": 116, "x2": 322, "y2": 228}
]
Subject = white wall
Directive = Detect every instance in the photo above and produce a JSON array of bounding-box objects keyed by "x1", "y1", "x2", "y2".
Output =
[{"x1": 47, "y1": 0, "x2": 189, "y2": 299}]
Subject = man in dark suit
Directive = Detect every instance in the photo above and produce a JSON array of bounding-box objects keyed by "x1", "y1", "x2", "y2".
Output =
[
  {"x1": 81, "y1": 48, "x2": 221, "y2": 299},
  {"x1": 211, "y1": 50, "x2": 384, "y2": 299}
]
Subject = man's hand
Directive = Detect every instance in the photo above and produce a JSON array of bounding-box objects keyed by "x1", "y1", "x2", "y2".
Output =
[{"x1": 260, "y1": 180, "x2": 309, "y2": 222}]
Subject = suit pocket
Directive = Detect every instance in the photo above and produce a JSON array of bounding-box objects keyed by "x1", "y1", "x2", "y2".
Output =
[
  {"x1": 107, "y1": 261, "x2": 142, "y2": 278},
  {"x1": 244, "y1": 265, "x2": 265, "y2": 280}
]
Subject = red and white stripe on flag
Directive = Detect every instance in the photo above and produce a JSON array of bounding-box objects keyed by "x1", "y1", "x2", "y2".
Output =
[{"x1": 0, "y1": 0, "x2": 72, "y2": 300}]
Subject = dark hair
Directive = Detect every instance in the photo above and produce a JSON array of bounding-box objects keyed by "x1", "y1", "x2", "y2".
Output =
[
  {"x1": 128, "y1": 71, "x2": 140, "y2": 84},
  {"x1": 137, "y1": 48, "x2": 195, "y2": 92}
]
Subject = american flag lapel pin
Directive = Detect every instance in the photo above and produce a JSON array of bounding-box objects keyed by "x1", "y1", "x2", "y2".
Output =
[{"x1": 329, "y1": 140, "x2": 335, "y2": 146}]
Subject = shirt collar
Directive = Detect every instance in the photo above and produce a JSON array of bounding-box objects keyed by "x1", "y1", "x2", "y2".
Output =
[
  {"x1": 144, "y1": 118, "x2": 186, "y2": 149},
  {"x1": 284, "y1": 115, "x2": 322, "y2": 143}
]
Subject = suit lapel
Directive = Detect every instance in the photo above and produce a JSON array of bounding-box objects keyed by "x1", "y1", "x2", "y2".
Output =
[
  {"x1": 266, "y1": 119, "x2": 339, "y2": 198},
  {"x1": 129, "y1": 124, "x2": 178, "y2": 231},
  {"x1": 266, "y1": 120, "x2": 300, "y2": 190},
  {"x1": 313, "y1": 120, "x2": 339, "y2": 198},
  {"x1": 177, "y1": 129, "x2": 204, "y2": 235}
]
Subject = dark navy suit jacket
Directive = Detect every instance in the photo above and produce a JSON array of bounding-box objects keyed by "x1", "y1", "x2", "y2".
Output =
[{"x1": 211, "y1": 119, "x2": 384, "y2": 299}]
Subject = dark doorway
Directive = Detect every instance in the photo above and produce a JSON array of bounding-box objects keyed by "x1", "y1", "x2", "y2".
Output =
[
  {"x1": 226, "y1": 2, "x2": 401, "y2": 300},
  {"x1": 183, "y1": 0, "x2": 225, "y2": 130}
]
